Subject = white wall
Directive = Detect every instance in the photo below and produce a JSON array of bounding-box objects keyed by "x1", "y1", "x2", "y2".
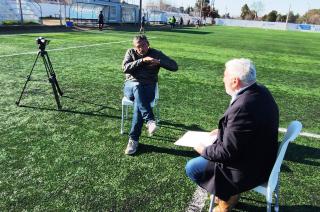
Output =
[{"x1": 215, "y1": 18, "x2": 320, "y2": 33}]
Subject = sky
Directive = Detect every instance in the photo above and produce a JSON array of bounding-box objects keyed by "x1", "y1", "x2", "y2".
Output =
[{"x1": 131, "y1": 0, "x2": 320, "y2": 17}]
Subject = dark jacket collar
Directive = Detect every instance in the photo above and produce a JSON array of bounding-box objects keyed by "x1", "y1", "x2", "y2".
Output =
[{"x1": 230, "y1": 82, "x2": 257, "y2": 106}]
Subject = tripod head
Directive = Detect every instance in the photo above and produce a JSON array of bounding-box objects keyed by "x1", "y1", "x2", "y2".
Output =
[{"x1": 36, "y1": 37, "x2": 50, "y2": 52}]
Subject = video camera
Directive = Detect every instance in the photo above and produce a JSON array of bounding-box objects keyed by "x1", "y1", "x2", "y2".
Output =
[{"x1": 36, "y1": 37, "x2": 50, "y2": 51}]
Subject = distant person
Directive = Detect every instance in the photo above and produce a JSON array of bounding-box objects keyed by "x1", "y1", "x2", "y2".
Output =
[
  {"x1": 196, "y1": 19, "x2": 200, "y2": 29},
  {"x1": 169, "y1": 17, "x2": 174, "y2": 29},
  {"x1": 140, "y1": 15, "x2": 146, "y2": 33},
  {"x1": 187, "y1": 19, "x2": 190, "y2": 26},
  {"x1": 179, "y1": 17, "x2": 183, "y2": 27},
  {"x1": 98, "y1": 11, "x2": 104, "y2": 31},
  {"x1": 185, "y1": 59, "x2": 279, "y2": 211},
  {"x1": 122, "y1": 35, "x2": 178, "y2": 155},
  {"x1": 172, "y1": 16, "x2": 176, "y2": 28}
]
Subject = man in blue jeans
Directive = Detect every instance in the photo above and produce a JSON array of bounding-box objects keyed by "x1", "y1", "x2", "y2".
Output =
[{"x1": 122, "y1": 35, "x2": 178, "y2": 155}]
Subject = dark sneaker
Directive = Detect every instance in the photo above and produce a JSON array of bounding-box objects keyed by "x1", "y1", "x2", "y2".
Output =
[{"x1": 125, "y1": 138, "x2": 138, "y2": 155}]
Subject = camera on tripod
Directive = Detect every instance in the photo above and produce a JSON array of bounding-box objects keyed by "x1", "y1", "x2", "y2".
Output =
[
  {"x1": 16, "y1": 37, "x2": 63, "y2": 110},
  {"x1": 36, "y1": 37, "x2": 50, "y2": 51}
]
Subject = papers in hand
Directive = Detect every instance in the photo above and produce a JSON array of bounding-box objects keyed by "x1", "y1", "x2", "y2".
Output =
[{"x1": 174, "y1": 131, "x2": 217, "y2": 148}]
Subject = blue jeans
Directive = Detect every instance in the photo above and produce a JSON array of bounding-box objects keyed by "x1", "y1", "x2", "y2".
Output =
[
  {"x1": 185, "y1": 156, "x2": 209, "y2": 184},
  {"x1": 124, "y1": 81, "x2": 156, "y2": 141}
]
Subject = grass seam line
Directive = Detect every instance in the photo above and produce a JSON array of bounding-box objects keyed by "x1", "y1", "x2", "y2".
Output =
[{"x1": 0, "y1": 37, "x2": 157, "y2": 58}]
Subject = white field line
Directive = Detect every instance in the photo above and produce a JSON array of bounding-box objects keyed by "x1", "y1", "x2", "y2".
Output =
[
  {"x1": 186, "y1": 186, "x2": 208, "y2": 212},
  {"x1": 0, "y1": 30, "x2": 107, "y2": 38},
  {"x1": 279, "y1": 128, "x2": 320, "y2": 139},
  {"x1": 0, "y1": 37, "x2": 157, "y2": 58}
]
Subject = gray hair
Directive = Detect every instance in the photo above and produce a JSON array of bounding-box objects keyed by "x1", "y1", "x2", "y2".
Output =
[
  {"x1": 225, "y1": 58, "x2": 256, "y2": 85},
  {"x1": 133, "y1": 34, "x2": 149, "y2": 45}
]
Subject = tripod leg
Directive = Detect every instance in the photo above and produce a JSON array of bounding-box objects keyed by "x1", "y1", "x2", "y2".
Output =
[
  {"x1": 16, "y1": 52, "x2": 41, "y2": 106},
  {"x1": 49, "y1": 77, "x2": 62, "y2": 110},
  {"x1": 42, "y1": 56, "x2": 62, "y2": 110},
  {"x1": 45, "y1": 53, "x2": 63, "y2": 96},
  {"x1": 51, "y1": 74, "x2": 63, "y2": 96}
]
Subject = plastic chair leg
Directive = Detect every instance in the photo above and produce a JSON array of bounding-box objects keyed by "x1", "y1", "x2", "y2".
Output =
[
  {"x1": 125, "y1": 105, "x2": 128, "y2": 119},
  {"x1": 274, "y1": 181, "x2": 280, "y2": 212},
  {"x1": 267, "y1": 201, "x2": 272, "y2": 212},
  {"x1": 155, "y1": 104, "x2": 160, "y2": 123},
  {"x1": 121, "y1": 104, "x2": 125, "y2": 134},
  {"x1": 208, "y1": 194, "x2": 215, "y2": 212}
]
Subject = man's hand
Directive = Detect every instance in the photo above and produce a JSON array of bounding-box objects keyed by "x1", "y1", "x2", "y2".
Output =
[
  {"x1": 194, "y1": 144, "x2": 205, "y2": 155},
  {"x1": 143, "y1": 56, "x2": 160, "y2": 66},
  {"x1": 210, "y1": 129, "x2": 218, "y2": 136}
]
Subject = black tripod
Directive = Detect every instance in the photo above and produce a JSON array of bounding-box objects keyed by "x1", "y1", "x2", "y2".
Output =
[{"x1": 16, "y1": 47, "x2": 63, "y2": 110}]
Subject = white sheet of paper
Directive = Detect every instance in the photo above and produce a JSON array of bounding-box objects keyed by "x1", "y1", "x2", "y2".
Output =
[{"x1": 174, "y1": 131, "x2": 217, "y2": 148}]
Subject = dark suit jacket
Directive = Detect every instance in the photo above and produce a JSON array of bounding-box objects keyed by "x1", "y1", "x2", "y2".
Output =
[{"x1": 200, "y1": 83, "x2": 279, "y2": 201}]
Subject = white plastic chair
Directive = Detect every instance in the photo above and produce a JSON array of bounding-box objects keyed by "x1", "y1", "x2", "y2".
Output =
[
  {"x1": 252, "y1": 120, "x2": 302, "y2": 212},
  {"x1": 120, "y1": 83, "x2": 160, "y2": 134},
  {"x1": 208, "y1": 121, "x2": 302, "y2": 212}
]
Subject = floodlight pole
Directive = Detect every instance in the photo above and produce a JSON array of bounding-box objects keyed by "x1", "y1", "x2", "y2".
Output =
[
  {"x1": 59, "y1": 0, "x2": 62, "y2": 25},
  {"x1": 139, "y1": 0, "x2": 142, "y2": 28},
  {"x1": 200, "y1": 0, "x2": 203, "y2": 19},
  {"x1": 285, "y1": 4, "x2": 291, "y2": 30},
  {"x1": 18, "y1": 0, "x2": 24, "y2": 25}
]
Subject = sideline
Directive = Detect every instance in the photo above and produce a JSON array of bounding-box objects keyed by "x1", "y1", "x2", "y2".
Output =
[
  {"x1": 186, "y1": 186, "x2": 208, "y2": 212},
  {"x1": 279, "y1": 127, "x2": 320, "y2": 139},
  {"x1": 0, "y1": 37, "x2": 157, "y2": 58}
]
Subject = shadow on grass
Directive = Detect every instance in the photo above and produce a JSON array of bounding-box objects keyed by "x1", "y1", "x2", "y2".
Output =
[
  {"x1": 103, "y1": 25, "x2": 213, "y2": 34},
  {"x1": 166, "y1": 29, "x2": 213, "y2": 35},
  {"x1": 159, "y1": 120, "x2": 206, "y2": 132},
  {"x1": 62, "y1": 95, "x2": 119, "y2": 112},
  {"x1": 18, "y1": 104, "x2": 121, "y2": 119},
  {"x1": 285, "y1": 143, "x2": 320, "y2": 167},
  {"x1": 135, "y1": 143, "x2": 197, "y2": 157},
  {"x1": 143, "y1": 134, "x2": 177, "y2": 143},
  {"x1": 0, "y1": 25, "x2": 74, "y2": 35}
]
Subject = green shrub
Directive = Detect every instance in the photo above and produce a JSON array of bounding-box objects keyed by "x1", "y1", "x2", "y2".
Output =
[
  {"x1": 1, "y1": 20, "x2": 39, "y2": 25},
  {"x1": 2, "y1": 20, "x2": 19, "y2": 25}
]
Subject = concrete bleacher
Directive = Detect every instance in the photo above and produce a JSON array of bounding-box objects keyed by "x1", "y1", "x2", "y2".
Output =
[{"x1": 0, "y1": 0, "x2": 39, "y2": 23}]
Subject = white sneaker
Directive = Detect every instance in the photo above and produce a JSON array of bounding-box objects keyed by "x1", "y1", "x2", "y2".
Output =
[
  {"x1": 125, "y1": 138, "x2": 138, "y2": 155},
  {"x1": 147, "y1": 120, "x2": 158, "y2": 136}
]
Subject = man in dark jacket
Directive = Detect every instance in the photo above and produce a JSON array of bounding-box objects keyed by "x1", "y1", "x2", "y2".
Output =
[
  {"x1": 98, "y1": 11, "x2": 104, "y2": 31},
  {"x1": 185, "y1": 58, "x2": 279, "y2": 211},
  {"x1": 122, "y1": 35, "x2": 178, "y2": 155}
]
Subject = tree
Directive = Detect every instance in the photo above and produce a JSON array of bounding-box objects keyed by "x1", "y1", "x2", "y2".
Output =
[
  {"x1": 195, "y1": 0, "x2": 210, "y2": 17},
  {"x1": 245, "y1": 10, "x2": 256, "y2": 20},
  {"x1": 222, "y1": 13, "x2": 231, "y2": 19},
  {"x1": 298, "y1": 9, "x2": 320, "y2": 24},
  {"x1": 250, "y1": 1, "x2": 264, "y2": 19},
  {"x1": 267, "y1": 10, "x2": 278, "y2": 22},
  {"x1": 185, "y1": 6, "x2": 194, "y2": 14},
  {"x1": 261, "y1": 14, "x2": 267, "y2": 21},
  {"x1": 240, "y1": 4, "x2": 251, "y2": 20},
  {"x1": 208, "y1": 8, "x2": 220, "y2": 19},
  {"x1": 202, "y1": 5, "x2": 211, "y2": 18},
  {"x1": 276, "y1": 14, "x2": 286, "y2": 22},
  {"x1": 287, "y1": 11, "x2": 299, "y2": 23},
  {"x1": 201, "y1": 5, "x2": 220, "y2": 19}
]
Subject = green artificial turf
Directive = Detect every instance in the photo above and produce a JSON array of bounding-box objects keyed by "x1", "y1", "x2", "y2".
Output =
[{"x1": 0, "y1": 26, "x2": 319, "y2": 211}]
